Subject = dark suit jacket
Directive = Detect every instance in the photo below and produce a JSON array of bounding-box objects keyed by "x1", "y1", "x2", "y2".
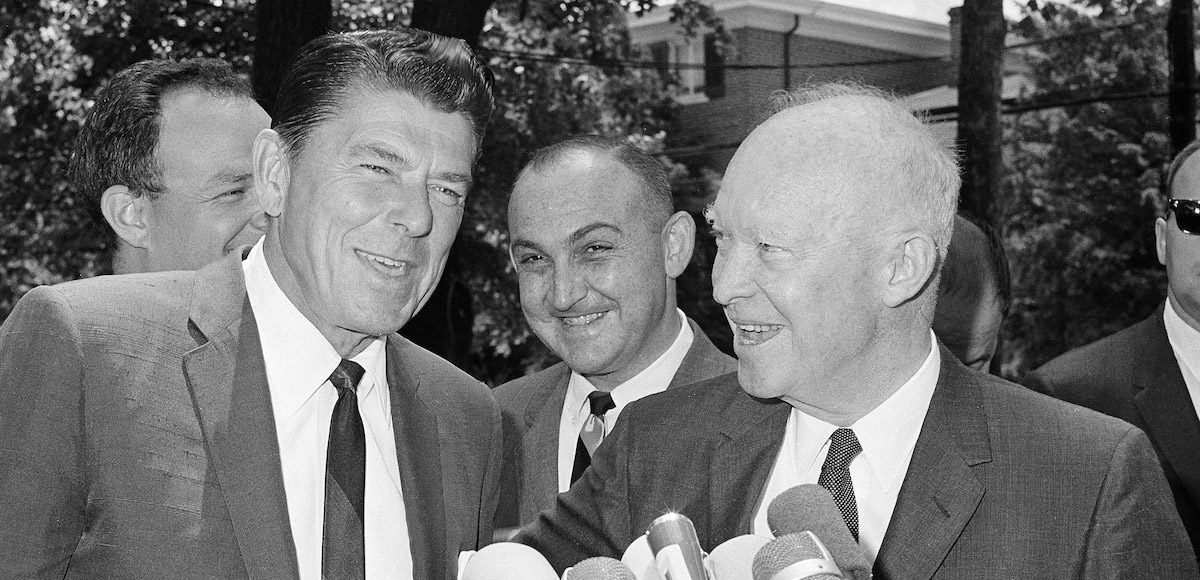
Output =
[
  {"x1": 1027, "y1": 304, "x2": 1200, "y2": 560},
  {"x1": 493, "y1": 318, "x2": 735, "y2": 527},
  {"x1": 515, "y1": 348, "x2": 1199, "y2": 579},
  {"x1": 0, "y1": 252, "x2": 502, "y2": 579}
]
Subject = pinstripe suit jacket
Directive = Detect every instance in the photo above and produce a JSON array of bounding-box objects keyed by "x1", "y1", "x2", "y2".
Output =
[
  {"x1": 0, "y1": 251, "x2": 502, "y2": 579},
  {"x1": 515, "y1": 347, "x2": 1199, "y2": 579},
  {"x1": 493, "y1": 318, "x2": 735, "y2": 528}
]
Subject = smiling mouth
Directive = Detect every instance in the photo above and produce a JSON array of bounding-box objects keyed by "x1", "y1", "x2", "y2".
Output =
[
  {"x1": 356, "y1": 249, "x2": 409, "y2": 274},
  {"x1": 561, "y1": 312, "x2": 606, "y2": 326},
  {"x1": 733, "y1": 322, "x2": 784, "y2": 345}
]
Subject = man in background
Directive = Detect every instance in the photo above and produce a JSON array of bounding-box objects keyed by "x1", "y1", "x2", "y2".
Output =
[
  {"x1": 1, "y1": 29, "x2": 499, "y2": 578},
  {"x1": 69, "y1": 57, "x2": 270, "y2": 273},
  {"x1": 1028, "y1": 140, "x2": 1200, "y2": 560},
  {"x1": 932, "y1": 213, "x2": 1010, "y2": 373},
  {"x1": 515, "y1": 84, "x2": 1196, "y2": 578},
  {"x1": 494, "y1": 136, "x2": 735, "y2": 529}
]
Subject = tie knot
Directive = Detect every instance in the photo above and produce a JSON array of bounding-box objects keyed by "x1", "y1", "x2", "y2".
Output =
[
  {"x1": 587, "y1": 391, "x2": 615, "y2": 417},
  {"x1": 329, "y1": 359, "x2": 366, "y2": 394},
  {"x1": 825, "y1": 428, "x2": 862, "y2": 469}
]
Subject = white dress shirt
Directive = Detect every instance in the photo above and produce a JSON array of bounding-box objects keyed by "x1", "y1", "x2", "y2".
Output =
[
  {"x1": 1162, "y1": 299, "x2": 1200, "y2": 419},
  {"x1": 243, "y1": 240, "x2": 412, "y2": 579},
  {"x1": 556, "y1": 309, "x2": 694, "y2": 492},
  {"x1": 752, "y1": 333, "x2": 940, "y2": 567}
]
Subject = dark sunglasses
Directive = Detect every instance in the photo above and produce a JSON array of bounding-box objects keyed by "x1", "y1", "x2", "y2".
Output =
[{"x1": 1168, "y1": 198, "x2": 1200, "y2": 235}]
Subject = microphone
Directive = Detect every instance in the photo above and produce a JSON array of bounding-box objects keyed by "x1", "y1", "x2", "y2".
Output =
[
  {"x1": 706, "y1": 534, "x2": 772, "y2": 580},
  {"x1": 752, "y1": 532, "x2": 843, "y2": 580},
  {"x1": 563, "y1": 556, "x2": 639, "y2": 580},
  {"x1": 646, "y1": 512, "x2": 708, "y2": 580},
  {"x1": 621, "y1": 533, "x2": 664, "y2": 580},
  {"x1": 460, "y1": 541, "x2": 559, "y2": 580},
  {"x1": 766, "y1": 485, "x2": 870, "y2": 580}
]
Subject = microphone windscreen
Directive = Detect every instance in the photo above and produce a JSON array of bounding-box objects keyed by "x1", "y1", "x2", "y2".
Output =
[
  {"x1": 564, "y1": 556, "x2": 639, "y2": 580},
  {"x1": 621, "y1": 534, "x2": 665, "y2": 580},
  {"x1": 752, "y1": 532, "x2": 843, "y2": 580},
  {"x1": 707, "y1": 534, "x2": 772, "y2": 580},
  {"x1": 460, "y1": 541, "x2": 558, "y2": 580},
  {"x1": 766, "y1": 484, "x2": 870, "y2": 580}
]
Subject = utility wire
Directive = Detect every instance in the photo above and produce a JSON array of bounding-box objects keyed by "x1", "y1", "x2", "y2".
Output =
[{"x1": 477, "y1": 10, "x2": 1162, "y2": 72}]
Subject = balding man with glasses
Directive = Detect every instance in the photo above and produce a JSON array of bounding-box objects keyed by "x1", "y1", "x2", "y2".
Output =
[{"x1": 1029, "y1": 140, "x2": 1200, "y2": 562}]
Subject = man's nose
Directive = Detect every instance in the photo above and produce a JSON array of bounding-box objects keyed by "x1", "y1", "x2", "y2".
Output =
[{"x1": 551, "y1": 264, "x2": 587, "y2": 311}]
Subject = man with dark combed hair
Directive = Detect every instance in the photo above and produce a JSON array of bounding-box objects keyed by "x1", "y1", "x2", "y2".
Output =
[
  {"x1": 0, "y1": 28, "x2": 498, "y2": 579},
  {"x1": 1029, "y1": 140, "x2": 1200, "y2": 562},
  {"x1": 932, "y1": 213, "x2": 1011, "y2": 373},
  {"x1": 69, "y1": 57, "x2": 271, "y2": 273}
]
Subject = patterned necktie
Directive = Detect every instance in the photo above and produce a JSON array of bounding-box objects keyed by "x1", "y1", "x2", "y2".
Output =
[
  {"x1": 818, "y1": 428, "x2": 863, "y2": 541},
  {"x1": 570, "y1": 391, "x2": 616, "y2": 484},
  {"x1": 323, "y1": 359, "x2": 366, "y2": 580}
]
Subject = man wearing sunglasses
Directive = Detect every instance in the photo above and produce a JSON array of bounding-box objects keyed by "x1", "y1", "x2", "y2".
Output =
[{"x1": 1028, "y1": 140, "x2": 1200, "y2": 562}]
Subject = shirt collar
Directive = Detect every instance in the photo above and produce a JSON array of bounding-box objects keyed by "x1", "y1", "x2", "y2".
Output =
[
  {"x1": 243, "y1": 239, "x2": 387, "y2": 420},
  {"x1": 1164, "y1": 299, "x2": 1200, "y2": 382},
  {"x1": 792, "y1": 331, "x2": 940, "y2": 491},
  {"x1": 565, "y1": 309, "x2": 693, "y2": 417}
]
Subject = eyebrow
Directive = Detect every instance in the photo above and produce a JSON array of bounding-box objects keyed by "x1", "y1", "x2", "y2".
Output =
[
  {"x1": 207, "y1": 170, "x2": 253, "y2": 186},
  {"x1": 349, "y1": 143, "x2": 406, "y2": 165},
  {"x1": 509, "y1": 222, "x2": 622, "y2": 252},
  {"x1": 350, "y1": 143, "x2": 473, "y2": 186}
]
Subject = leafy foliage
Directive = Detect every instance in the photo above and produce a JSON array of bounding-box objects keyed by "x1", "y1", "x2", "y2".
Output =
[
  {"x1": 1002, "y1": 0, "x2": 1173, "y2": 375},
  {"x1": 0, "y1": 0, "x2": 715, "y2": 384}
]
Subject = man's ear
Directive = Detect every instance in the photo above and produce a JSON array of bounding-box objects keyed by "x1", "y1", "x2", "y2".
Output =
[
  {"x1": 1155, "y1": 216, "x2": 1169, "y2": 267},
  {"x1": 253, "y1": 128, "x2": 290, "y2": 217},
  {"x1": 882, "y1": 231, "x2": 939, "y2": 308},
  {"x1": 661, "y1": 210, "x2": 696, "y2": 279},
  {"x1": 100, "y1": 184, "x2": 151, "y2": 248}
]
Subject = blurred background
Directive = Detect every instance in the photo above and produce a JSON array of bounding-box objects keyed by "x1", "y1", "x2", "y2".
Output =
[{"x1": 1, "y1": 0, "x2": 1194, "y2": 384}]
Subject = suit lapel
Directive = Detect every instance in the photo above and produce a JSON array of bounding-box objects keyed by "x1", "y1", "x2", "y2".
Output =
[
  {"x1": 874, "y1": 352, "x2": 988, "y2": 580},
  {"x1": 386, "y1": 337, "x2": 447, "y2": 580},
  {"x1": 669, "y1": 318, "x2": 735, "y2": 389},
  {"x1": 184, "y1": 254, "x2": 299, "y2": 580},
  {"x1": 1132, "y1": 313, "x2": 1200, "y2": 508},
  {"x1": 520, "y1": 365, "x2": 571, "y2": 523},
  {"x1": 707, "y1": 391, "x2": 791, "y2": 546}
]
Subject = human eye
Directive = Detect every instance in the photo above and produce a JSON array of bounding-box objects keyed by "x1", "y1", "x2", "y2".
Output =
[
  {"x1": 360, "y1": 163, "x2": 391, "y2": 175},
  {"x1": 430, "y1": 184, "x2": 466, "y2": 206}
]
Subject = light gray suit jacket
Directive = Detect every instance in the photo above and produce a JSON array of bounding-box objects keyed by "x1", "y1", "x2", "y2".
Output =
[
  {"x1": 0, "y1": 251, "x2": 502, "y2": 579},
  {"x1": 515, "y1": 347, "x2": 1199, "y2": 578},
  {"x1": 493, "y1": 318, "x2": 735, "y2": 527}
]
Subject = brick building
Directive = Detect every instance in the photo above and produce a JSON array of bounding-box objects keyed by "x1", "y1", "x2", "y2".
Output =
[{"x1": 627, "y1": 0, "x2": 957, "y2": 180}]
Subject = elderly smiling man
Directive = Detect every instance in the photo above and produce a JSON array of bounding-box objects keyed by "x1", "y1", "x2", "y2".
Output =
[{"x1": 513, "y1": 84, "x2": 1197, "y2": 579}]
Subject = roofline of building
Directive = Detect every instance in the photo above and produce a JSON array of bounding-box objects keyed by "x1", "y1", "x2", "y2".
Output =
[{"x1": 627, "y1": 0, "x2": 951, "y2": 57}]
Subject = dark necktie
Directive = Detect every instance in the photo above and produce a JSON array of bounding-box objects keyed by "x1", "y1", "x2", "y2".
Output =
[
  {"x1": 818, "y1": 428, "x2": 863, "y2": 541},
  {"x1": 570, "y1": 391, "x2": 616, "y2": 484},
  {"x1": 323, "y1": 359, "x2": 367, "y2": 580}
]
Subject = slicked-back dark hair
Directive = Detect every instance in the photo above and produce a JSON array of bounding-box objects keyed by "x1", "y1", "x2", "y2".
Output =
[
  {"x1": 69, "y1": 58, "x2": 254, "y2": 215},
  {"x1": 272, "y1": 28, "x2": 494, "y2": 159},
  {"x1": 521, "y1": 135, "x2": 674, "y2": 228}
]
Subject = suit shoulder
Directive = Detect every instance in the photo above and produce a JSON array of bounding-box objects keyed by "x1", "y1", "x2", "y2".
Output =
[
  {"x1": 981, "y1": 372, "x2": 1140, "y2": 447},
  {"x1": 40, "y1": 271, "x2": 195, "y2": 318},
  {"x1": 493, "y1": 363, "x2": 567, "y2": 407},
  {"x1": 1032, "y1": 319, "x2": 1150, "y2": 384},
  {"x1": 623, "y1": 371, "x2": 745, "y2": 421}
]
